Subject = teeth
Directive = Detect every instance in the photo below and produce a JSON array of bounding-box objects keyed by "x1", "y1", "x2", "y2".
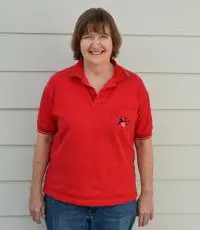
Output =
[{"x1": 90, "y1": 51, "x2": 103, "y2": 55}]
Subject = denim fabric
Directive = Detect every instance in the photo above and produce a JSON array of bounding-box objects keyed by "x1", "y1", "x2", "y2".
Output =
[{"x1": 44, "y1": 194, "x2": 137, "y2": 230}]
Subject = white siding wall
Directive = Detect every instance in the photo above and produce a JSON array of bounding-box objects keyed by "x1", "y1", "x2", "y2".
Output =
[{"x1": 0, "y1": 0, "x2": 200, "y2": 229}]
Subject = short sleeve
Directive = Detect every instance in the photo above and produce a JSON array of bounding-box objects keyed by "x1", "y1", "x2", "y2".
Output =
[
  {"x1": 37, "y1": 78, "x2": 57, "y2": 135},
  {"x1": 134, "y1": 79, "x2": 153, "y2": 140}
]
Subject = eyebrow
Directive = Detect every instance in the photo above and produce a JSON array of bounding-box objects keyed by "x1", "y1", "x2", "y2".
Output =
[
  {"x1": 102, "y1": 32, "x2": 110, "y2": 35},
  {"x1": 84, "y1": 31, "x2": 110, "y2": 35}
]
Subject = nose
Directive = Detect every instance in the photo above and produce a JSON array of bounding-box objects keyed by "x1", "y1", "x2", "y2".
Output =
[{"x1": 90, "y1": 37, "x2": 102, "y2": 47}]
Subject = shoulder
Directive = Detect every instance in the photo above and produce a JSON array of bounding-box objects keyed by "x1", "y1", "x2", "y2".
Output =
[
  {"x1": 44, "y1": 64, "x2": 75, "y2": 89},
  {"x1": 123, "y1": 68, "x2": 147, "y2": 92}
]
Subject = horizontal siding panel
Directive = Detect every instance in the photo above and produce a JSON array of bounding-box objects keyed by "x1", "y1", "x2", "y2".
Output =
[
  {"x1": 0, "y1": 34, "x2": 74, "y2": 72},
  {"x1": 0, "y1": 110, "x2": 37, "y2": 145},
  {"x1": 1, "y1": 72, "x2": 200, "y2": 109},
  {"x1": 153, "y1": 110, "x2": 200, "y2": 145},
  {"x1": 1, "y1": 146, "x2": 200, "y2": 181},
  {"x1": 0, "y1": 72, "x2": 50, "y2": 109},
  {"x1": 1, "y1": 182, "x2": 200, "y2": 216},
  {"x1": 1, "y1": 215, "x2": 200, "y2": 230},
  {"x1": 0, "y1": 182, "x2": 30, "y2": 216},
  {"x1": 0, "y1": 110, "x2": 200, "y2": 145},
  {"x1": 1, "y1": 35, "x2": 200, "y2": 73},
  {"x1": 0, "y1": 146, "x2": 33, "y2": 181},
  {"x1": 118, "y1": 36, "x2": 200, "y2": 73},
  {"x1": 0, "y1": 217, "x2": 45, "y2": 230},
  {"x1": 141, "y1": 73, "x2": 200, "y2": 110},
  {"x1": 1, "y1": 0, "x2": 200, "y2": 36},
  {"x1": 154, "y1": 181, "x2": 200, "y2": 214},
  {"x1": 153, "y1": 146, "x2": 200, "y2": 180},
  {"x1": 133, "y1": 215, "x2": 200, "y2": 230},
  {"x1": 136, "y1": 146, "x2": 200, "y2": 180}
]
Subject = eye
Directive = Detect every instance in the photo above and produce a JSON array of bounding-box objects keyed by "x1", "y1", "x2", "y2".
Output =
[
  {"x1": 100, "y1": 35, "x2": 108, "y2": 38},
  {"x1": 82, "y1": 35, "x2": 92, "y2": 39}
]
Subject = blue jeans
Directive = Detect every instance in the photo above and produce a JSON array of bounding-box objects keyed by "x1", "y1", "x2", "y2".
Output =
[{"x1": 44, "y1": 194, "x2": 137, "y2": 230}]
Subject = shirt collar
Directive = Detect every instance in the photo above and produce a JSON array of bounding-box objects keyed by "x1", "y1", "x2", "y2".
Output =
[{"x1": 70, "y1": 58, "x2": 129, "y2": 86}]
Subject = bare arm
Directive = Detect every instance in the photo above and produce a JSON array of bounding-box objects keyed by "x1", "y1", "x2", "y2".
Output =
[
  {"x1": 135, "y1": 137, "x2": 153, "y2": 195},
  {"x1": 30, "y1": 132, "x2": 53, "y2": 195},
  {"x1": 135, "y1": 137, "x2": 154, "y2": 227}
]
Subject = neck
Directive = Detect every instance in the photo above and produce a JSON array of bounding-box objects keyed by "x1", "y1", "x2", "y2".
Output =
[{"x1": 83, "y1": 60, "x2": 114, "y2": 79}]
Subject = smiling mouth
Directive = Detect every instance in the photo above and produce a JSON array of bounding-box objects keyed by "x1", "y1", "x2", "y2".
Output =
[{"x1": 89, "y1": 51, "x2": 104, "y2": 55}]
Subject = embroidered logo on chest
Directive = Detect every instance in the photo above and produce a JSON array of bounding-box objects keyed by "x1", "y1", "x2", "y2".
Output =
[{"x1": 117, "y1": 116, "x2": 130, "y2": 127}]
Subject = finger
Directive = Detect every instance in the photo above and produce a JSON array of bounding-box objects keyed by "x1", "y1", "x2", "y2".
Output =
[
  {"x1": 37, "y1": 211, "x2": 42, "y2": 224},
  {"x1": 41, "y1": 205, "x2": 45, "y2": 219},
  {"x1": 37, "y1": 219, "x2": 42, "y2": 224},
  {"x1": 138, "y1": 213, "x2": 144, "y2": 227},
  {"x1": 142, "y1": 213, "x2": 150, "y2": 226},
  {"x1": 30, "y1": 210, "x2": 35, "y2": 222},
  {"x1": 150, "y1": 210, "x2": 154, "y2": 220},
  {"x1": 29, "y1": 206, "x2": 32, "y2": 216},
  {"x1": 32, "y1": 211, "x2": 38, "y2": 222},
  {"x1": 33, "y1": 210, "x2": 41, "y2": 223},
  {"x1": 29, "y1": 203, "x2": 34, "y2": 216},
  {"x1": 32, "y1": 211, "x2": 37, "y2": 222}
]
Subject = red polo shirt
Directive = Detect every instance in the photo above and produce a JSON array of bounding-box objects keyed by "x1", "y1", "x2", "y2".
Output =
[{"x1": 37, "y1": 60, "x2": 153, "y2": 206}]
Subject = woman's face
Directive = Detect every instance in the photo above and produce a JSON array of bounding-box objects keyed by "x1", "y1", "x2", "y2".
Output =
[{"x1": 80, "y1": 25, "x2": 113, "y2": 65}]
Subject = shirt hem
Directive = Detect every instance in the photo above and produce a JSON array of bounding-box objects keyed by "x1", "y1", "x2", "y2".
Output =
[{"x1": 43, "y1": 189, "x2": 137, "y2": 207}]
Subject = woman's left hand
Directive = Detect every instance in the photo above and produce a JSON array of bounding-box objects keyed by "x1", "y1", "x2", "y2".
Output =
[{"x1": 138, "y1": 192, "x2": 154, "y2": 227}]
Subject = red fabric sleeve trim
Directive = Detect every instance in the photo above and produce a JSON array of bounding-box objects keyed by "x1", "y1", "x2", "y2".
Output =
[
  {"x1": 37, "y1": 129, "x2": 54, "y2": 135},
  {"x1": 135, "y1": 135, "x2": 152, "y2": 140}
]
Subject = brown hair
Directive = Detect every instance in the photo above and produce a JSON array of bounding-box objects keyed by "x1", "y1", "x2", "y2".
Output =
[{"x1": 71, "y1": 8, "x2": 122, "y2": 60}]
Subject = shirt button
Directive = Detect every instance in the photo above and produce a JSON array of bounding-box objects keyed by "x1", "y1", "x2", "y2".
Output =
[{"x1": 95, "y1": 97, "x2": 101, "y2": 103}]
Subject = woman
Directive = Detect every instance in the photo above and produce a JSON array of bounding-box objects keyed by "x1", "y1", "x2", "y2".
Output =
[{"x1": 29, "y1": 7, "x2": 154, "y2": 230}]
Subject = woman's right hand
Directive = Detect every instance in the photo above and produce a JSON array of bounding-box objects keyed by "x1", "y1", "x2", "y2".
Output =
[{"x1": 29, "y1": 191, "x2": 45, "y2": 223}]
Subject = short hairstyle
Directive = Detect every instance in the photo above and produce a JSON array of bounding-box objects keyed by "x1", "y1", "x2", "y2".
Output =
[{"x1": 71, "y1": 8, "x2": 122, "y2": 60}]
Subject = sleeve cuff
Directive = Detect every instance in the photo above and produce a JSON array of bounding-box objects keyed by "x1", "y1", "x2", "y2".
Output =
[
  {"x1": 37, "y1": 128, "x2": 55, "y2": 135},
  {"x1": 135, "y1": 135, "x2": 152, "y2": 140}
]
